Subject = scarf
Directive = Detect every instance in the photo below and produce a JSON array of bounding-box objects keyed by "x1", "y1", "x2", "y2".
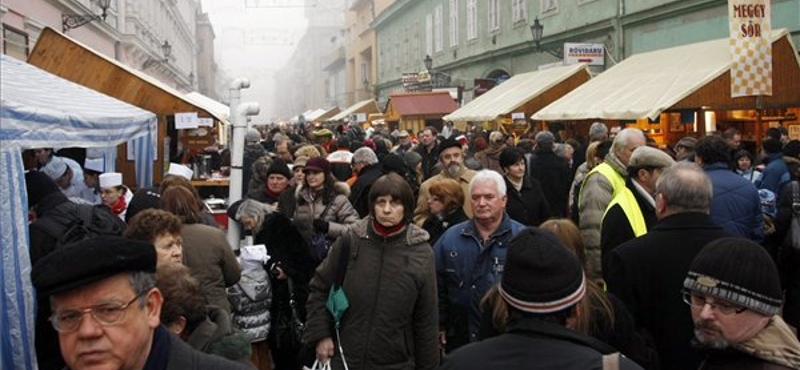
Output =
[
  {"x1": 110, "y1": 195, "x2": 127, "y2": 215},
  {"x1": 373, "y1": 219, "x2": 406, "y2": 236},
  {"x1": 141, "y1": 325, "x2": 171, "y2": 370},
  {"x1": 265, "y1": 186, "x2": 281, "y2": 201}
]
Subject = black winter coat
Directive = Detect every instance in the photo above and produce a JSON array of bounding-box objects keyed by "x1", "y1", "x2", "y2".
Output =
[
  {"x1": 606, "y1": 213, "x2": 732, "y2": 370},
  {"x1": 349, "y1": 164, "x2": 384, "y2": 218},
  {"x1": 600, "y1": 178, "x2": 658, "y2": 278},
  {"x1": 416, "y1": 143, "x2": 440, "y2": 181},
  {"x1": 770, "y1": 181, "x2": 800, "y2": 332},
  {"x1": 504, "y1": 176, "x2": 550, "y2": 227},
  {"x1": 422, "y1": 208, "x2": 469, "y2": 245},
  {"x1": 442, "y1": 318, "x2": 644, "y2": 370},
  {"x1": 527, "y1": 150, "x2": 572, "y2": 217}
]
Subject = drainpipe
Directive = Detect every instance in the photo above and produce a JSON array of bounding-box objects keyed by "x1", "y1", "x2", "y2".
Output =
[
  {"x1": 226, "y1": 78, "x2": 253, "y2": 249},
  {"x1": 615, "y1": 0, "x2": 625, "y2": 62}
]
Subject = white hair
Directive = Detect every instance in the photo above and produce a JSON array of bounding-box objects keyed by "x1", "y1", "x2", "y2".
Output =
[
  {"x1": 469, "y1": 169, "x2": 506, "y2": 197},
  {"x1": 612, "y1": 128, "x2": 646, "y2": 152}
]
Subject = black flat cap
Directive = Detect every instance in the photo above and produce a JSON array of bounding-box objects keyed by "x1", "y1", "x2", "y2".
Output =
[{"x1": 32, "y1": 236, "x2": 157, "y2": 297}]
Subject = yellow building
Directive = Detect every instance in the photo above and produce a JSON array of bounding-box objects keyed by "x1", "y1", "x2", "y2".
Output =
[{"x1": 344, "y1": 0, "x2": 398, "y2": 106}]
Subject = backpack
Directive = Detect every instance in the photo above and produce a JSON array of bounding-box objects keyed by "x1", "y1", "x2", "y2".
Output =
[{"x1": 36, "y1": 203, "x2": 126, "y2": 246}]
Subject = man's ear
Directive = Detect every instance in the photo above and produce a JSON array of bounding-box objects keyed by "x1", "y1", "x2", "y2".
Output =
[{"x1": 145, "y1": 288, "x2": 164, "y2": 329}]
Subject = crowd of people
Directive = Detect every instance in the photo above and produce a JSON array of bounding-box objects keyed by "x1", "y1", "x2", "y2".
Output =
[{"x1": 22, "y1": 121, "x2": 800, "y2": 370}]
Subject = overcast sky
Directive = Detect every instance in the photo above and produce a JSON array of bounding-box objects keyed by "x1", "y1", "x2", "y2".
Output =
[{"x1": 200, "y1": 0, "x2": 309, "y2": 122}]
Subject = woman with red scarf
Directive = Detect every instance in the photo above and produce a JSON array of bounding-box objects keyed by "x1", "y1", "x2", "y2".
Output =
[{"x1": 98, "y1": 172, "x2": 133, "y2": 221}]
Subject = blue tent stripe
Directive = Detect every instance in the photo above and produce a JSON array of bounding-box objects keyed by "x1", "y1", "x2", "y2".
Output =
[{"x1": 0, "y1": 149, "x2": 36, "y2": 370}]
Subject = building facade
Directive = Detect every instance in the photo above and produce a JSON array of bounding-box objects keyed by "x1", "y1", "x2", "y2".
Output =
[
  {"x1": 373, "y1": 0, "x2": 800, "y2": 106},
  {"x1": 0, "y1": 0, "x2": 216, "y2": 94}
]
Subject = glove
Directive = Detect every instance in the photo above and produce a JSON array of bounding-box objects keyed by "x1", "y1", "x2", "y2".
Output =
[{"x1": 313, "y1": 219, "x2": 330, "y2": 234}]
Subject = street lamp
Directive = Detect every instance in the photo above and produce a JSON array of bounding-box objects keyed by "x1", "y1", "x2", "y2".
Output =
[
  {"x1": 62, "y1": 0, "x2": 112, "y2": 32},
  {"x1": 142, "y1": 40, "x2": 172, "y2": 70},
  {"x1": 529, "y1": 17, "x2": 563, "y2": 59},
  {"x1": 424, "y1": 54, "x2": 433, "y2": 71}
]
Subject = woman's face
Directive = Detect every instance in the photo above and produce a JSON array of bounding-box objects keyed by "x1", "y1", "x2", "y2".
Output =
[
  {"x1": 505, "y1": 159, "x2": 526, "y2": 181},
  {"x1": 100, "y1": 187, "x2": 123, "y2": 207},
  {"x1": 738, "y1": 156, "x2": 752, "y2": 171},
  {"x1": 293, "y1": 167, "x2": 305, "y2": 184},
  {"x1": 305, "y1": 170, "x2": 325, "y2": 190},
  {"x1": 267, "y1": 174, "x2": 290, "y2": 194},
  {"x1": 374, "y1": 195, "x2": 405, "y2": 227},
  {"x1": 153, "y1": 233, "x2": 182, "y2": 266},
  {"x1": 428, "y1": 195, "x2": 446, "y2": 215}
]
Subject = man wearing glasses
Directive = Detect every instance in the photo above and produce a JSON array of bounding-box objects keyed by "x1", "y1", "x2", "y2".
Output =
[
  {"x1": 31, "y1": 236, "x2": 250, "y2": 370},
  {"x1": 683, "y1": 237, "x2": 800, "y2": 369}
]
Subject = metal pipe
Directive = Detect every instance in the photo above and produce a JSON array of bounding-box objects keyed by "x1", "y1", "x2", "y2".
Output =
[{"x1": 226, "y1": 79, "x2": 253, "y2": 249}]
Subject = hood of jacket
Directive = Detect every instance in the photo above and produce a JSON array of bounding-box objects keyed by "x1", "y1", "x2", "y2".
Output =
[
  {"x1": 295, "y1": 180, "x2": 350, "y2": 202},
  {"x1": 605, "y1": 149, "x2": 628, "y2": 176},
  {"x1": 733, "y1": 315, "x2": 800, "y2": 368},
  {"x1": 482, "y1": 144, "x2": 506, "y2": 158},
  {"x1": 350, "y1": 217, "x2": 430, "y2": 246}
]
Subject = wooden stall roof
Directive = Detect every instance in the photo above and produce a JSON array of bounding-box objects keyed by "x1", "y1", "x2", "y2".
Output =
[
  {"x1": 384, "y1": 91, "x2": 458, "y2": 121},
  {"x1": 330, "y1": 100, "x2": 381, "y2": 121},
  {"x1": 28, "y1": 27, "x2": 226, "y2": 123},
  {"x1": 534, "y1": 29, "x2": 799, "y2": 121},
  {"x1": 444, "y1": 63, "x2": 591, "y2": 122},
  {"x1": 315, "y1": 107, "x2": 342, "y2": 122}
]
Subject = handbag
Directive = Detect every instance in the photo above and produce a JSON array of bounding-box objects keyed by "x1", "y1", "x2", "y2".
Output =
[
  {"x1": 310, "y1": 201, "x2": 335, "y2": 262},
  {"x1": 272, "y1": 278, "x2": 305, "y2": 350}
]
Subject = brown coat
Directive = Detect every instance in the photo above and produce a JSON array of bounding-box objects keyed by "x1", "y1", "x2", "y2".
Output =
[
  {"x1": 181, "y1": 223, "x2": 242, "y2": 314},
  {"x1": 304, "y1": 218, "x2": 440, "y2": 370}
]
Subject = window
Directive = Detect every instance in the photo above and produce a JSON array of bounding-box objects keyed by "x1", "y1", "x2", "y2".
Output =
[
  {"x1": 425, "y1": 13, "x2": 433, "y2": 56},
  {"x1": 540, "y1": 0, "x2": 558, "y2": 14},
  {"x1": 2, "y1": 25, "x2": 28, "y2": 60},
  {"x1": 449, "y1": 0, "x2": 459, "y2": 47},
  {"x1": 434, "y1": 5, "x2": 443, "y2": 53},
  {"x1": 488, "y1": 0, "x2": 499, "y2": 32},
  {"x1": 466, "y1": 0, "x2": 477, "y2": 40},
  {"x1": 512, "y1": 0, "x2": 527, "y2": 23}
]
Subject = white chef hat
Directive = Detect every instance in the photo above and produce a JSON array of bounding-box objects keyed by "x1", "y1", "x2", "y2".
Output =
[
  {"x1": 167, "y1": 163, "x2": 193, "y2": 180},
  {"x1": 99, "y1": 172, "x2": 123, "y2": 188},
  {"x1": 84, "y1": 158, "x2": 105, "y2": 174}
]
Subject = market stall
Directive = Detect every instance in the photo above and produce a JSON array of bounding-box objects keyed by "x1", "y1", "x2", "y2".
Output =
[
  {"x1": 444, "y1": 63, "x2": 591, "y2": 135},
  {"x1": 307, "y1": 106, "x2": 341, "y2": 124},
  {"x1": 329, "y1": 99, "x2": 381, "y2": 127},
  {"x1": 384, "y1": 91, "x2": 458, "y2": 133},
  {"x1": 0, "y1": 54, "x2": 157, "y2": 370},
  {"x1": 28, "y1": 27, "x2": 228, "y2": 188},
  {"x1": 534, "y1": 29, "x2": 800, "y2": 149}
]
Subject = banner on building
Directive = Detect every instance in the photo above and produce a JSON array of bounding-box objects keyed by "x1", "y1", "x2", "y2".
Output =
[
  {"x1": 728, "y1": 0, "x2": 772, "y2": 97},
  {"x1": 564, "y1": 43, "x2": 605, "y2": 66}
]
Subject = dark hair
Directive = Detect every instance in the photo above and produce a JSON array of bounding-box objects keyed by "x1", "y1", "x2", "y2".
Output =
[
  {"x1": 784, "y1": 140, "x2": 800, "y2": 158},
  {"x1": 766, "y1": 127, "x2": 782, "y2": 141},
  {"x1": 369, "y1": 173, "x2": 414, "y2": 221},
  {"x1": 499, "y1": 146, "x2": 525, "y2": 170},
  {"x1": 161, "y1": 186, "x2": 204, "y2": 224},
  {"x1": 733, "y1": 149, "x2": 754, "y2": 163},
  {"x1": 156, "y1": 263, "x2": 207, "y2": 334},
  {"x1": 124, "y1": 209, "x2": 182, "y2": 242},
  {"x1": 695, "y1": 135, "x2": 731, "y2": 165},
  {"x1": 423, "y1": 126, "x2": 439, "y2": 137},
  {"x1": 596, "y1": 140, "x2": 613, "y2": 161},
  {"x1": 337, "y1": 137, "x2": 350, "y2": 149},
  {"x1": 763, "y1": 138, "x2": 783, "y2": 154},
  {"x1": 428, "y1": 178, "x2": 464, "y2": 213},
  {"x1": 722, "y1": 128, "x2": 741, "y2": 140}
]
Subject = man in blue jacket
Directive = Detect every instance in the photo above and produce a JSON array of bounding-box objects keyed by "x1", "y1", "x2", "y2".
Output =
[
  {"x1": 695, "y1": 135, "x2": 764, "y2": 241},
  {"x1": 433, "y1": 169, "x2": 525, "y2": 353}
]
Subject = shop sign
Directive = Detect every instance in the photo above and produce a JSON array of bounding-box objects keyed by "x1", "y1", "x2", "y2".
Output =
[
  {"x1": 564, "y1": 43, "x2": 604, "y2": 66},
  {"x1": 175, "y1": 112, "x2": 199, "y2": 130},
  {"x1": 728, "y1": 0, "x2": 771, "y2": 97},
  {"x1": 355, "y1": 113, "x2": 367, "y2": 123}
]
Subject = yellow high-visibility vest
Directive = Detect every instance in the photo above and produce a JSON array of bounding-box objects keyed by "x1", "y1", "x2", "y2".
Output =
[{"x1": 604, "y1": 186, "x2": 648, "y2": 238}]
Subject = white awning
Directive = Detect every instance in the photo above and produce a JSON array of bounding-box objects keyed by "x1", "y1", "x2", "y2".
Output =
[
  {"x1": 186, "y1": 91, "x2": 230, "y2": 124},
  {"x1": 330, "y1": 99, "x2": 379, "y2": 121},
  {"x1": 444, "y1": 63, "x2": 590, "y2": 122},
  {"x1": 534, "y1": 29, "x2": 792, "y2": 121}
]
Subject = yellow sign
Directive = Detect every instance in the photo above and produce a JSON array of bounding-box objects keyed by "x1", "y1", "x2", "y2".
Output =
[{"x1": 728, "y1": 0, "x2": 772, "y2": 97}]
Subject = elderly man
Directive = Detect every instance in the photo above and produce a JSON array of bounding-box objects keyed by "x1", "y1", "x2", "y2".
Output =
[
  {"x1": 606, "y1": 163, "x2": 731, "y2": 370},
  {"x1": 30, "y1": 236, "x2": 250, "y2": 370},
  {"x1": 433, "y1": 170, "x2": 525, "y2": 352},
  {"x1": 392, "y1": 130, "x2": 413, "y2": 155},
  {"x1": 579, "y1": 127, "x2": 646, "y2": 279},
  {"x1": 683, "y1": 237, "x2": 800, "y2": 369},
  {"x1": 349, "y1": 147, "x2": 383, "y2": 217},
  {"x1": 414, "y1": 138, "x2": 477, "y2": 225},
  {"x1": 600, "y1": 146, "x2": 675, "y2": 275}
]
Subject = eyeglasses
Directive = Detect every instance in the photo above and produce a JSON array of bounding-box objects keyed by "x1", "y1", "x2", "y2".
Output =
[
  {"x1": 50, "y1": 290, "x2": 149, "y2": 332},
  {"x1": 682, "y1": 290, "x2": 747, "y2": 315}
]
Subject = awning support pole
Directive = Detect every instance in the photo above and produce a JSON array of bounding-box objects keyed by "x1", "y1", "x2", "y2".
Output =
[{"x1": 227, "y1": 79, "x2": 252, "y2": 250}]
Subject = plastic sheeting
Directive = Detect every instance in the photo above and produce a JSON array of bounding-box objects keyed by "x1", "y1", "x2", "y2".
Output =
[{"x1": 0, "y1": 54, "x2": 156, "y2": 370}]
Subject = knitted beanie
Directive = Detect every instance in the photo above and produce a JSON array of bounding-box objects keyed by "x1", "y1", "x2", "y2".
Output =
[
  {"x1": 266, "y1": 159, "x2": 292, "y2": 179},
  {"x1": 683, "y1": 237, "x2": 782, "y2": 316},
  {"x1": 499, "y1": 228, "x2": 586, "y2": 314}
]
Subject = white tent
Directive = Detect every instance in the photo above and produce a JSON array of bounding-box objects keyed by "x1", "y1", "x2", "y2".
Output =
[{"x1": 0, "y1": 54, "x2": 156, "y2": 370}]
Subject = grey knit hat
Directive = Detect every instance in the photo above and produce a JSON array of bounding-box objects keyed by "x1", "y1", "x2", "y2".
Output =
[{"x1": 683, "y1": 237, "x2": 782, "y2": 316}]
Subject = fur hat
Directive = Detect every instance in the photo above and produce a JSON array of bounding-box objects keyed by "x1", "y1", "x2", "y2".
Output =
[
  {"x1": 683, "y1": 237, "x2": 782, "y2": 316},
  {"x1": 499, "y1": 228, "x2": 586, "y2": 314},
  {"x1": 32, "y1": 236, "x2": 156, "y2": 296}
]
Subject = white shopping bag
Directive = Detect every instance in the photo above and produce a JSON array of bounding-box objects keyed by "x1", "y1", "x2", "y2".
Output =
[
  {"x1": 302, "y1": 360, "x2": 331, "y2": 370},
  {"x1": 239, "y1": 244, "x2": 270, "y2": 270}
]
